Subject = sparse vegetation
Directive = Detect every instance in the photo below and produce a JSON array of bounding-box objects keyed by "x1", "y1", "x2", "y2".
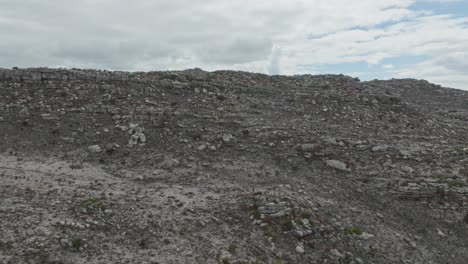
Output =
[
  {"x1": 448, "y1": 180, "x2": 466, "y2": 188},
  {"x1": 82, "y1": 197, "x2": 107, "y2": 210},
  {"x1": 71, "y1": 237, "x2": 84, "y2": 250},
  {"x1": 281, "y1": 220, "x2": 294, "y2": 232},
  {"x1": 344, "y1": 226, "x2": 363, "y2": 236},
  {"x1": 228, "y1": 243, "x2": 237, "y2": 255}
]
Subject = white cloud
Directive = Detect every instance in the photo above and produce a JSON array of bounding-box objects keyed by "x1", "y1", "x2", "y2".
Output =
[{"x1": 0, "y1": 0, "x2": 467, "y2": 89}]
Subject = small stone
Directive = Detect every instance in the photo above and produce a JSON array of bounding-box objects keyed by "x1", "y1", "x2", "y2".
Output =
[
  {"x1": 401, "y1": 165, "x2": 414, "y2": 174},
  {"x1": 296, "y1": 144, "x2": 321, "y2": 153},
  {"x1": 88, "y1": 145, "x2": 102, "y2": 153},
  {"x1": 358, "y1": 232, "x2": 375, "y2": 240},
  {"x1": 70, "y1": 162, "x2": 83, "y2": 169},
  {"x1": 437, "y1": 228, "x2": 446, "y2": 237},
  {"x1": 222, "y1": 134, "x2": 233, "y2": 143},
  {"x1": 159, "y1": 156, "x2": 180, "y2": 169},
  {"x1": 330, "y1": 249, "x2": 343, "y2": 259},
  {"x1": 198, "y1": 145, "x2": 207, "y2": 151},
  {"x1": 325, "y1": 160, "x2": 350, "y2": 172},
  {"x1": 372, "y1": 145, "x2": 389, "y2": 152},
  {"x1": 295, "y1": 244, "x2": 305, "y2": 253}
]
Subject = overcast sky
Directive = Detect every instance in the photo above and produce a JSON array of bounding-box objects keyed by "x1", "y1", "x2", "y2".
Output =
[{"x1": 1, "y1": 0, "x2": 467, "y2": 90}]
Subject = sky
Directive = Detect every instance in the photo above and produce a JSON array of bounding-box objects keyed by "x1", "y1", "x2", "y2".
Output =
[{"x1": 0, "y1": 0, "x2": 467, "y2": 90}]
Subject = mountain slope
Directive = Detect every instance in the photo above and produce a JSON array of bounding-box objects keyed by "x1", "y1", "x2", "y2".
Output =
[{"x1": 0, "y1": 68, "x2": 467, "y2": 264}]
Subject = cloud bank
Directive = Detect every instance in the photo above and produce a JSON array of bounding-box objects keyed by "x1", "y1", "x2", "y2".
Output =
[{"x1": 0, "y1": 0, "x2": 467, "y2": 89}]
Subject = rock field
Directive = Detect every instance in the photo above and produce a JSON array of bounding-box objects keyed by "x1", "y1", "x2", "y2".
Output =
[{"x1": 0, "y1": 67, "x2": 467, "y2": 263}]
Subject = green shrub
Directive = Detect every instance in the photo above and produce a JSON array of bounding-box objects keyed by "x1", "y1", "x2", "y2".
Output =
[
  {"x1": 344, "y1": 226, "x2": 363, "y2": 236},
  {"x1": 71, "y1": 237, "x2": 83, "y2": 250},
  {"x1": 82, "y1": 197, "x2": 107, "y2": 210},
  {"x1": 448, "y1": 180, "x2": 466, "y2": 188},
  {"x1": 228, "y1": 243, "x2": 237, "y2": 255}
]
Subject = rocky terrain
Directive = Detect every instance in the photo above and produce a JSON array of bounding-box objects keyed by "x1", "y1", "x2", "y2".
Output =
[{"x1": 0, "y1": 68, "x2": 467, "y2": 264}]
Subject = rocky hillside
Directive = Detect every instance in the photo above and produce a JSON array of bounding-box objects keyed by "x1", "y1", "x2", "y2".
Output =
[{"x1": 0, "y1": 68, "x2": 467, "y2": 264}]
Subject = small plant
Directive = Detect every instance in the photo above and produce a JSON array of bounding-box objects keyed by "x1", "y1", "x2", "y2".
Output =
[
  {"x1": 82, "y1": 197, "x2": 107, "y2": 210},
  {"x1": 228, "y1": 243, "x2": 237, "y2": 255},
  {"x1": 281, "y1": 220, "x2": 294, "y2": 232},
  {"x1": 263, "y1": 228, "x2": 273, "y2": 238},
  {"x1": 273, "y1": 260, "x2": 283, "y2": 264},
  {"x1": 71, "y1": 237, "x2": 84, "y2": 250},
  {"x1": 451, "y1": 146, "x2": 464, "y2": 152},
  {"x1": 250, "y1": 204, "x2": 262, "y2": 220},
  {"x1": 448, "y1": 180, "x2": 466, "y2": 188},
  {"x1": 301, "y1": 211, "x2": 311, "y2": 219},
  {"x1": 221, "y1": 258, "x2": 231, "y2": 264},
  {"x1": 344, "y1": 226, "x2": 363, "y2": 236}
]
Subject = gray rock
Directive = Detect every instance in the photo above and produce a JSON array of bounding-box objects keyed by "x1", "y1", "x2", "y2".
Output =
[{"x1": 401, "y1": 165, "x2": 415, "y2": 174}]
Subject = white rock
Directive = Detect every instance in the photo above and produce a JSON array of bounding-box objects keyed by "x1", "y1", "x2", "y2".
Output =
[
  {"x1": 437, "y1": 228, "x2": 447, "y2": 237},
  {"x1": 372, "y1": 145, "x2": 389, "y2": 152},
  {"x1": 326, "y1": 160, "x2": 350, "y2": 172},
  {"x1": 159, "y1": 156, "x2": 180, "y2": 169},
  {"x1": 330, "y1": 249, "x2": 343, "y2": 259},
  {"x1": 295, "y1": 244, "x2": 305, "y2": 253},
  {"x1": 198, "y1": 144, "x2": 207, "y2": 151},
  {"x1": 222, "y1": 134, "x2": 233, "y2": 143},
  {"x1": 358, "y1": 232, "x2": 375, "y2": 240},
  {"x1": 88, "y1": 145, "x2": 102, "y2": 153}
]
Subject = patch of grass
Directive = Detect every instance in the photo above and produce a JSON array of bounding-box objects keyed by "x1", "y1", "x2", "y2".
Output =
[
  {"x1": 281, "y1": 220, "x2": 294, "y2": 232},
  {"x1": 71, "y1": 237, "x2": 83, "y2": 250},
  {"x1": 451, "y1": 146, "x2": 464, "y2": 152},
  {"x1": 228, "y1": 243, "x2": 237, "y2": 255},
  {"x1": 301, "y1": 210, "x2": 312, "y2": 219},
  {"x1": 254, "y1": 257, "x2": 262, "y2": 264},
  {"x1": 273, "y1": 260, "x2": 283, "y2": 264},
  {"x1": 82, "y1": 197, "x2": 107, "y2": 210},
  {"x1": 291, "y1": 164, "x2": 300, "y2": 171},
  {"x1": 344, "y1": 226, "x2": 363, "y2": 236},
  {"x1": 448, "y1": 180, "x2": 466, "y2": 188},
  {"x1": 251, "y1": 204, "x2": 262, "y2": 220}
]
